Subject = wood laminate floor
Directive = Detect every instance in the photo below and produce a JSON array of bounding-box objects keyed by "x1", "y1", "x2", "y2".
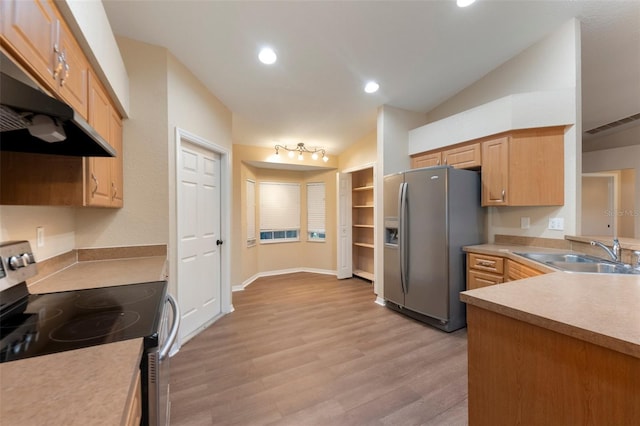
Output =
[{"x1": 170, "y1": 273, "x2": 468, "y2": 426}]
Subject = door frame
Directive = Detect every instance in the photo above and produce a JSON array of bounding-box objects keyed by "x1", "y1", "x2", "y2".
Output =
[
  {"x1": 581, "y1": 171, "x2": 618, "y2": 236},
  {"x1": 172, "y1": 127, "x2": 232, "y2": 347}
]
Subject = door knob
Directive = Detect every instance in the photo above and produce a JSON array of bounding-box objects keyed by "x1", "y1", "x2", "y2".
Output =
[{"x1": 216, "y1": 240, "x2": 223, "y2": 246}]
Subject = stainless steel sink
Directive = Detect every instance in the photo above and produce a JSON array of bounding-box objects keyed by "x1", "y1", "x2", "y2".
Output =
[{"x1": 514, "y1": 252, "x2": 640, "y2": 275}]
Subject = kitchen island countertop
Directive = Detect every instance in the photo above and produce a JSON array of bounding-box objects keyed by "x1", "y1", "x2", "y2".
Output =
[{"x1": 461, "y1": 272, "x2": 640, "y2": 358}]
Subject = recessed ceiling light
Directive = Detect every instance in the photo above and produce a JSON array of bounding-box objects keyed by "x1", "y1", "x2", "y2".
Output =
[
  {"x1": 457, "y1": 0, "x2": 476, "y2": 7},
  {"x1": 258, "y1": 47, "x2": 277, "y2": 65},
  {"x1": 364, "y1": 81, "x2": 379, "y2": 94}
]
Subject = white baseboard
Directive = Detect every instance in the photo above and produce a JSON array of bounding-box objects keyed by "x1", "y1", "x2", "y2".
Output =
[
  {"x1": 375, "y1": 296, "x2": 386, "y2": 306},
  {"x1": 233, "y1": 268, "x2": 337, "y2": 291}
]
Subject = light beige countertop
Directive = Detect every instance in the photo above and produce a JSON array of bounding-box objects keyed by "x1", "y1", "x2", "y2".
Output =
[
  {"x1": 461, "y1": 272, "x2": 640, "y2": 359},
  {"x1": 29, "y1": 256, "x2": 167, "y2": 293},
  {"x1": 0, "y1": 338, "x2": 143, "y2": 426}
]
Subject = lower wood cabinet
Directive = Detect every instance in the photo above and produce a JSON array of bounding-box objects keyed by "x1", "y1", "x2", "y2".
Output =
[
  {"x1": 124, "y1": 371, "x2": 142, "y2": 426},
  {"x1": 467, "y1": 252, "x2": 546, "y2": 289},
  {"x1": 505, "y1": 259, "x2": 544, "y2": 281},
  {"x1": 467, "y1": 253, "x2": 505, "y2": 290}
]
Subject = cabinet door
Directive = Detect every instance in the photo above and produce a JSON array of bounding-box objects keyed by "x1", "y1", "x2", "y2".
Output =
[
  {"x1": 506, "y1": 260, "x2": 543, "y2": 282},
  {"x1": 57, "y1": 23, "x2": 89, "y2": 119},
  {"x1": 481, "y1": 136, "x2": 509, "y2": 206},
  {"x1": 109, "y1": 109, "x2": 123, "y2": 207},
  {"x1": 1, "y1": 0, "x2": 58, "y2": 88},
  {"x1": 411, "y1": 152, "x2": 441, "y2": 169},
  {"x1": 468, "y1": 269, "x2": 504, "y2": 290},
  {"x1": 508, "y1": 127, "x2": 564, "y2": 206},
  {"x1": 86, "y1": 72, "x2": 112, "y2": 207},
  {"x1": 443, "y1": 143, "x2": 481, "y2": 169}
]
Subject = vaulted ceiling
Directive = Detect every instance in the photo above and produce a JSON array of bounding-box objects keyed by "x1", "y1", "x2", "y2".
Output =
[{"x1": 103, "y1": 0, "x2": 640, "y2": 154}]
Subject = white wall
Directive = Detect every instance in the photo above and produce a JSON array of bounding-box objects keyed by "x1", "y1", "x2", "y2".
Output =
[
  {"x1": 375, "y1": 105, "x2": 427, "y2": 296},
  {"x1": 379, "y1": 105, "x2": 427, "y2": 176},
  {"x1": 422, "y1": 19, "x2": 582, "y2": 240},
  {"x1": 0, "y1": 206, "x2": 75, "y2": 261},
  {"x1": 75, "y1": 38, "x2": 170, "y2": 251}
]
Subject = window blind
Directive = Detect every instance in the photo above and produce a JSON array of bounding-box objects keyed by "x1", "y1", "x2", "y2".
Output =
[
  {"x1": 259, "y1": 182, "x2": 300, "y2": 230},
  {"x1": 307, "y1": 182, "x2": 325, "y2": 233},
  {"x1": 246, "y1": 179, "x2": 256, "y2": 245}
]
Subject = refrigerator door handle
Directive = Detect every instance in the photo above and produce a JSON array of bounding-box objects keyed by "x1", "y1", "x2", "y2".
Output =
[{"x1": 399, "y1": 182, "x2": 408, "y2": 294}]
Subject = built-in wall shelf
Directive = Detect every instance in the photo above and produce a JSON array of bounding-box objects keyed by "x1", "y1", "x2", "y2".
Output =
[
  {"x1": 354, "y1": 242, "x2": 374, "y2": 249},
  {"x1": 351, "y1": 167, "x2": 375, "y2": 282},
  {"x1": 353, "y1": 269, "x2": 374, "y2": 282}
]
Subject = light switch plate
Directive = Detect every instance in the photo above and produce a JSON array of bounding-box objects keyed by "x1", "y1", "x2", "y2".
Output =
[
  {"x1": 520, "y1": 217, "x2": 530, "y2": 229},
  {"x1": 36, "y1": 227, "x2": 44, "y2": 247}
]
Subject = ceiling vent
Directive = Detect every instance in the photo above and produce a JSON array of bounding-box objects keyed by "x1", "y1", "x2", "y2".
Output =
[{"x1": 585, "y1": 112, "x2": 640, "y2": 135}]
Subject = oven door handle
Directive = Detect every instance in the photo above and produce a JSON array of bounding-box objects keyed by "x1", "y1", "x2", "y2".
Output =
[{"x1": 159, "y1": 293, "x2": 180, "y2": 361}]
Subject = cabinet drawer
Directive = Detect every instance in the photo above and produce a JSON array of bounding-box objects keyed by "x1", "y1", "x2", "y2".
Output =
[
  {"x1": 468, "y1": 253, "x2": 504, "y2": 274},
  {"x1": 506, "y1": 260, "x2": 544, "y2": 282},
  {"x1": 468, "y1": 269, "x2": 504, "y2": 290}
]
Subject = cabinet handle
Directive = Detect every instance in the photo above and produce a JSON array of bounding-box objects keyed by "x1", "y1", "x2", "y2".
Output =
[
  {"x1": 479, "y1": 261, "x2": 494, "y2": 267},
  {"x1": 444, "y1": 157, "x2": 448, "y2": 165},
  {"x1": 501, "y1": 189, "x2": 506, "y2": 201},
  {"x1": 437, "y1": 159, "x2": 440, "y2": 165},
  {"x1": 53, "y1": 45, "x2": 63, "y2": 80},
  {"x1": 60, "y1": 60, "x2": 70, "y2": 87},
  {"x1": 91, "y1": 173, "x2": 99, "y2": 197},
  {"x1": 111, "y1": 182, "x2": 117, "y2": 200}
]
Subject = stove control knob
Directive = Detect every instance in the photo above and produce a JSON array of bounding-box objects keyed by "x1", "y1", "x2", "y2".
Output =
[
  {"x1": 8, "y1": 255, "x2": 22, "y2": 270},
  {"x1": 21, "y1": 253, "x2": 34, "y2": 265}
]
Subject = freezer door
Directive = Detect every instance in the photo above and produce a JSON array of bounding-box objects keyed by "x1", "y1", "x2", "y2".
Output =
[
  {"x1": 403, "y1": 168, "x2": 449, "y2": 320},
  {"x1": 383, "y1": 173, "x2": 404, "y2": 306}
]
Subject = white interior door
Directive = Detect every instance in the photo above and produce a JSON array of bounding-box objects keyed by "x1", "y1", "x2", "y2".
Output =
[
  {"x1": 178, "y1": 141, "x2": 222, "y2": 340},
  {"x1": 582, "y1": 175, "x2": 614, "y2": 236},
  {"x1": 336, "y1": 172, "x2": 352, "y2": 279}
]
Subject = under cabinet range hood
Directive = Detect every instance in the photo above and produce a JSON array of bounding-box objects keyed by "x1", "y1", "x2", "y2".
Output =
[{"x1": 0, "y1": 54, "x2": 116, "y2": 157}]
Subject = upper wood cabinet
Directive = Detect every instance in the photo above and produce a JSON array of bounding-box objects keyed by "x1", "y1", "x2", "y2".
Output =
[
  {"x1": 411, "y1": 151, "x2": 441, "y2": 169},
  {"x1": 481, "y1": 127, "x2": 564, "y2": 207},
  {"x1": 87, "y1": 72, "x2": 123, "y2": 208},
  {"x1": 411, "y1": 141, "x2": 481, "y2": 170},
  {"x1": 442, "y1": 142, "x2": 481, "y2": 169},
  {"x1": 0, "y1": 0, "x2": 124, "y2": 208},
  {"x1": 1, "y1": 0, "x2": 89, "y2": 119},
  {"x1": 1, "y1": 0, "x2": 58, "y2": 88}
]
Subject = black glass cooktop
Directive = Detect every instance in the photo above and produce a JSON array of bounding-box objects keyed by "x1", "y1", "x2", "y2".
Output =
[{"x1": 0, "y1": 281, "x2": 167, "y2": 363}]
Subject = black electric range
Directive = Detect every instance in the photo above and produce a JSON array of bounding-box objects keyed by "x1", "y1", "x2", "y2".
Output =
[
  {"x1": 0, "y1": 240, "x2": 179, "y2": 425},
  {"x1": 0, "y1": 280, "x2": 167, "y2": 363}
]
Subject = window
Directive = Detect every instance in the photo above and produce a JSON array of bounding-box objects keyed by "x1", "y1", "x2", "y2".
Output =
[
  {"x1": 307, "y1": 182, "x2": 326, "y2": 241},
  {"x1": 259, "y1": 182, "x2": 300, "y2": 243},
  {"x1": 246, "y1": 179, "x2": 256, "y2": 247}
]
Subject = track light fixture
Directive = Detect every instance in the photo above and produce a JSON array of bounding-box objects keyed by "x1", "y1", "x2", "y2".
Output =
[{"x1": 274, "y1": 142, "x2": 329, "y2": 162}]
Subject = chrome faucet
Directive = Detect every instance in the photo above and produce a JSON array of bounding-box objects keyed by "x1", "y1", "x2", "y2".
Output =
[{"x1": 590, "y1": 238, "x2": 621, "y2": 262}]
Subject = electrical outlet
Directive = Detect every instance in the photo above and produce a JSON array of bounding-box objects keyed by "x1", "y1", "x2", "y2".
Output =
[
  {"x1": 37, "y1": 227, "x2": 44, "y2": 248},
  {"x1": 520, "y1": 217, "x2": 530, "y2": 229},
  {"x1": 548, "y1": 218, "x2": 564, "y2": 231}
]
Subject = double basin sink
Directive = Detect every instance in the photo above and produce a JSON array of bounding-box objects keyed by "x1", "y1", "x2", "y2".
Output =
[{"x1": 515, "y1": 252, "x2": 640, "y2": 275}]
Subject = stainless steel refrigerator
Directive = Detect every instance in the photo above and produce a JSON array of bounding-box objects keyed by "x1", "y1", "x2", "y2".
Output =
[{"x1": 383, "y1": 166, "x2": 485, "y2": 332}]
